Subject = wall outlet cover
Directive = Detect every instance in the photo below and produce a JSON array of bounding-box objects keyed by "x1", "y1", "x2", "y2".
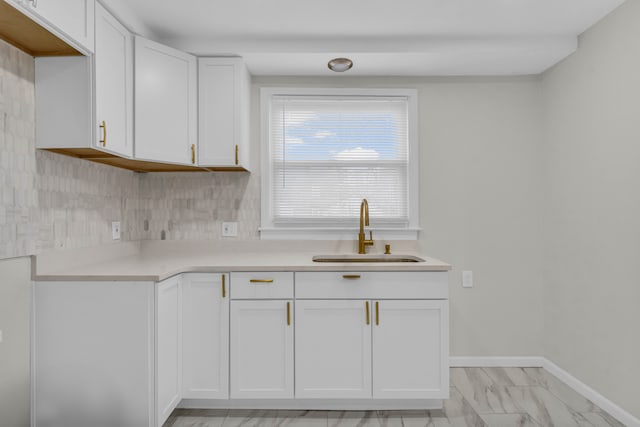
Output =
[
  {"x1": 222, "y1": 222, "x2": 238, "y2": 237},
  {"x1": 112, "y1": 221, "x2": 121, "y2": 240},
  {"x1": 462, "y1": 270, "x2": 473, "y2": 288}
]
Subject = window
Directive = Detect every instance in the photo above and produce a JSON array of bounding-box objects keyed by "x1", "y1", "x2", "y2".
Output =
[{"x1": 260, "y1": 88, "x2": 419, "y2": 240}]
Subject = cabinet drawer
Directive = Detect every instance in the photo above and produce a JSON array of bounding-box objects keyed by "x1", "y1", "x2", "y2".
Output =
[
  {"x1": 295, "y1": 272, "x2": 448, "y2": 300},
  {"x1": 230, "y1": 272, "x2": 294, "y2": 299}
]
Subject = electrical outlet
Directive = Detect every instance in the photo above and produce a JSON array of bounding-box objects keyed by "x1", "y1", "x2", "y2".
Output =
[
  {"x1": 112, "y1": 221, "x2": 121, "y2": 240},
  {"x1": 222, "y1": 222, "x2": 238, "y2": 237},
  {"x1": 462, "y1": 270, "x2": 473, "y2": 288}
]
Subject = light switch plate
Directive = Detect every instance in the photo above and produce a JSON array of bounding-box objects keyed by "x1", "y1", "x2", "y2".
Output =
[
  {"x1": 112, "y1": 221, "x2": 121, "y2": 240},
  {"x1": 222, "y1": 222, "x2": 238, "y2": 237},
  {"x1": 462, "y1": 270, "x2": 473, "y2": 288},
  {"x1": 0, "y1": 330, "x2": 3, "y2": 343}
]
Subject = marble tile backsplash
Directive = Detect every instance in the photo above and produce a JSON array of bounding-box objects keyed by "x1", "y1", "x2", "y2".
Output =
[
  {"x1": 0, "y1": 40, "x2": 259, "y2": 260},
  {"x1": 130, "y1": 172, "x2": 260, "y2": 241}
]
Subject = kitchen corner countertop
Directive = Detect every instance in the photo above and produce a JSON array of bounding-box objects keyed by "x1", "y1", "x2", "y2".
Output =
[{"x1": 32, "y1": 240, "x2": 451, "y2": 282}]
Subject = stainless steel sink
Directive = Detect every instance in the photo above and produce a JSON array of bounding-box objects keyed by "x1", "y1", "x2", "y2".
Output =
[{"x1": 312, "y1": 254, "x2": 425, "y2": 263}]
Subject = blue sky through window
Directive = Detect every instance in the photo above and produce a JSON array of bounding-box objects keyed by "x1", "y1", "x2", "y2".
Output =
[{"x1": 283, "y1": 112, "x2": 403, "y2": 161}]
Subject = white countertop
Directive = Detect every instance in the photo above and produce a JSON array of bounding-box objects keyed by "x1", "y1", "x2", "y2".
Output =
[{"x1": 32, "y1": 240, "x2": 451, "y2": 282}]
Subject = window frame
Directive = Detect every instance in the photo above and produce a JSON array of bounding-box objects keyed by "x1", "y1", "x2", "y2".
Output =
[{"x1": 260, "y1": 87, "x2": 420, "y2": 240}]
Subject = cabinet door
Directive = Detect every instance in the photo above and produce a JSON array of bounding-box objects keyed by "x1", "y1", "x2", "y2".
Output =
[
  {"x1": 135, "y1": 36, "x2": 197, "y2": 165},
  {"x1": 198, "y1": 58, "x2": 251, "y2": 169},
  {"x1": 156, "y1": 276, "x2": 182, "y2": 427},
  {"x1": 94, "y1": 3, "x2": 133, "y2": 157},
  {"x1": 230, "y1": 300, "x2": 294, "y2": 399},
  {"x1": 372, "y1": 300, "x2": 449, "y2": 399},
  {"x1": 182, "y1": 273, "x2": 229, "y2": 399},
  {"x1": 23, "y1": 0, "x2": 95, "y2": 52},
  {"x1": 34, "y1": 281, "x2": 154, "y2": 427},
  {"x1": 295, "y1": 300, "x2": 371, "y2": 398}
]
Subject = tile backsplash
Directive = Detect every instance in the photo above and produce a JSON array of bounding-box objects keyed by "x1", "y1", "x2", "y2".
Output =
[{"x1": 0, "y1": 39, "x2": 259, "y2": 260}]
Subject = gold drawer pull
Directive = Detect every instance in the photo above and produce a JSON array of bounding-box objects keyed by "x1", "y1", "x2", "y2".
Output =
[
  {"x1": 249, "y1": 279, "x2": 274, "y2": 283},
  {"x1": 287, "y1": 302, "x2": 291, "y2": 326},
  {"x1": 99, "y1": 120, "x2": 107, "y2": 146},
  {"x1": 191, "y1": 144, "x2": 196, "y2": 164},
  {"x1": 375, "y1": 301, "x2": 380, "y2": 326},
  {"x1": 342, "y1": 275, "x2": 361, "y2": 280},
  {"x1": 235, "y1": 144, "x2": 239, "y2": 165},
  {"x1": 365, "y1": 301, "x2": 370, "y2": 325},
  {"x1": 221, "y1": 274, "x2": 226, "y2": 298}
]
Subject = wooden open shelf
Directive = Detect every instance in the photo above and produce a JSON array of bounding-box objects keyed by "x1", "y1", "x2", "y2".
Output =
[
  {"x1": 0, "y1": 1, "x2": 81, "y2": 56},
  {"x1": 44, "y1": 148, "x2": 248, "y2": 173}
]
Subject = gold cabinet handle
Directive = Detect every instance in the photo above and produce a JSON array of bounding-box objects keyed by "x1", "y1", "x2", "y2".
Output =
[
  {"x1": 287, "y1": 301, "x2": 291, "y2": 326},
  {"x1": 249, "y1": 279, "x2": 274, "y2": 283},
  {"x1": 191, "y1": 144, "x2": 196, "y2": 164},
  {"x1": 342, "y1": 275, "x2": 361, "y2": 280},
  {"x1": 235, "y1": 144, "x2": 239, "y2": 165},
  {"x1": 99, "y1": 121, "x2": 107, "y2": 146},
  {"x1": 365, "y1": 301, "x2": 370, "y2": 325},
  {"x1": 221, "y1": 274, "x2": 226, "y2": 298},
  {"x1": 375, "y1": 301, "x2": 379, "y2": 326}
]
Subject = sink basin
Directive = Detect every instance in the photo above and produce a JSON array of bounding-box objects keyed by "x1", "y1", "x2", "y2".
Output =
[{"x1": 312, "y1": 254, "x2": 425, "y2": 263}]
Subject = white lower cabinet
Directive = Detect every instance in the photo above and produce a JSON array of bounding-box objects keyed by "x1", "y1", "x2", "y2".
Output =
[
  {"x1": 230, "y1": 300, "x2": 294, "y2": 398},
  {"x1": 182, "y1": 273, "x2": 229, "y2": 399},
  {"x1": 33, "y1": 270, "x2": 449, "y2": 425},
  {"x1": 372, "y1": 300, "x2": 449, "y2": 399},
  {"x1": 156, "y1": 275, "x2": 182, "y2": 427},
  {"x1": 33, "y1": 281, "x2": 156, "y2": 427},
  {"x1": 295, "y1": 300, "x2": 372, "y2": 398}
]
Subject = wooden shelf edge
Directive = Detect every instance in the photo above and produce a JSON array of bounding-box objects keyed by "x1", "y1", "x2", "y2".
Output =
[
  {"x1": 0, "y1": 1, "x2": 82, "y2": 57},
  {"x1": 41, "y1": 148, "x2": 249, "y2": 173}
]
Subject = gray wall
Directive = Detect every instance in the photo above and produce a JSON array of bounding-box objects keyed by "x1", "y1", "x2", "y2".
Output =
[
  {"x1": 542, "y1": 0, "x2": 640, "y2": 419},
  {"x1": 0, "y1": 257, "x2": 31, "y2": 427},
  {"x1": 251, "y1": 75, "x2": 546, "y2": 358}
]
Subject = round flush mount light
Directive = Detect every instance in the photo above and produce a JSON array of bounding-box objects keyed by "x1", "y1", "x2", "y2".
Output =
[{"x1": 328, "y1": 57, "x2": 353, "y2": 72}]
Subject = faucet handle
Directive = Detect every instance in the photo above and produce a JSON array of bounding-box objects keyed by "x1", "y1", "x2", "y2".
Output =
[{"x1": 369, "y1": 230, "x2": 373, "y2": 241}]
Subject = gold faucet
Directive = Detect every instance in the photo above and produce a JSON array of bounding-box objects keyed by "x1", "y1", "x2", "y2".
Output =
[{"x1": 358, "y1": 198, "x2": 374, "y2": 254}]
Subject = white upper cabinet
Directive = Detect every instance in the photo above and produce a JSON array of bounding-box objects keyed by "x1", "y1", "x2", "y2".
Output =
[
  {"x1": 94, "y1": 2, "x2": 133, "y2": 157},
  {"x1": 182, "y1": 273, "x2": 229, "y2": 400},
  {"x1": 35, "y1": 5, "x2": 132, "y2": 157},
  {"x1": 135, "y1": 36, "x2": 197, "y2": 165},
  {"x1": 198, "y1": 58, "x2": 251, "y2": 170},
  {"x1": 7, "y1": 0, "x2": 95, "y2": 53}
]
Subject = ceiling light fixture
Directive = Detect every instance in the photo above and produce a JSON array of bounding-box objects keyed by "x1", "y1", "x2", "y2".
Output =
[{"x1": 328, "y1": 57, "x2": 353, "y2": 72}]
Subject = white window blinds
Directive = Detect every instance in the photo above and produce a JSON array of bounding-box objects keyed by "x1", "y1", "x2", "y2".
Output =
[{"x1": 267, "y1": 94, "x2": 411, "y2": 228}]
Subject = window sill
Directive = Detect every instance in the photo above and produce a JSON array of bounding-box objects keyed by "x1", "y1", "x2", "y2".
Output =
[{"x1": 259, "y1": 227, "x2": 420, "y2": 241}]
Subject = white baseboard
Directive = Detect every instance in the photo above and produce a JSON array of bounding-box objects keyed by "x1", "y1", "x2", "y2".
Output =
[
  {"x1": 450, "y1": 356, "x2": 640, "y2": 427},
  {"x1": 540, "y1": 358, "x2": 640, "y2": 427},
  {"x1": 449, "y1": 356, "x2": 545, "y2": 368}
]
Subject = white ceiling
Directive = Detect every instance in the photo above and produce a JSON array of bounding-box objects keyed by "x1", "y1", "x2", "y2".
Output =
[{"x1": 101, "y1": 0, "x2": 627, "y2": 76}]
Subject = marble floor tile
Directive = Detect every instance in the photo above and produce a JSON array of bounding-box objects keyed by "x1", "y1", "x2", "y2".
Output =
[
  {"x1": 486, "y1": 367, "x2": 538, "y2": 387},
  {"x1": 166, "y1": 409, "x2": 228, "y2": 427},
  {"x1": 581, "y1": 412, "x2": 626, "y2": 427},
  {"x1": 377, "y1": 410, "x2": 432, "y2": 427},
  {"x1": 440, "y1": 387, "x2": 487, "y2": 427},
  {"x1": 451, "y1": 368, "x2": 519, "y2": 414},
  {"x1": 221, "y1": 409, "x2": 278, "y2": 427},
  {"x1": 274, "y1": 410, "x2": 328, "y2": 427},
  {"x1": 479, "y1": 413, "x2": 540, "y2": 427},
  {"x1": 505, "y1": 386, "x2": 593, "y2": 427},
  {"x1": 327, "y1": 411, "x2": 381, "y2": 427},
  {"x1": 164, "y1": 368, "x2": 626, "y2": 427}
]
